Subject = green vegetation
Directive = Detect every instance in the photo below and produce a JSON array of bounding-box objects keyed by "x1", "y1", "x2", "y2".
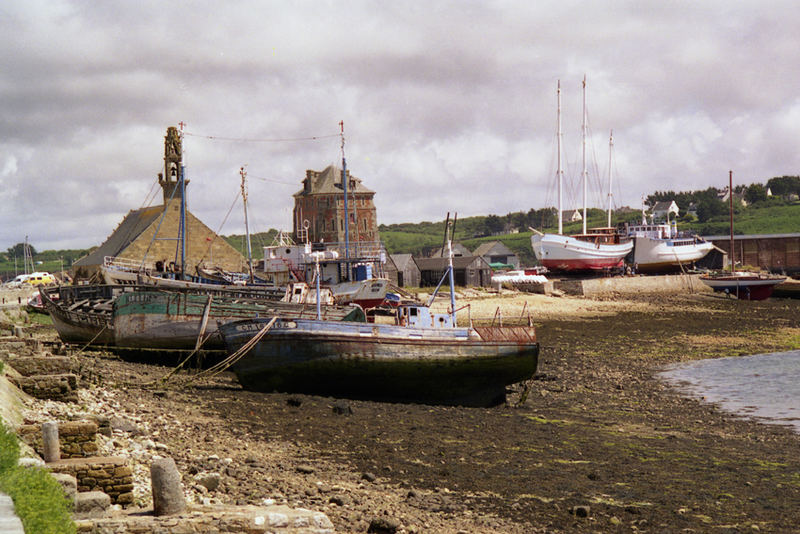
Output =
[
  {"x1": 223, "y1": 230, "x2": 280, "y2": 258},
  {"x1": 0, "y1": 246, "x2": 91, "y2": 280},
  {"x1": 2, "y1": 176, "x2": 798, "y2": 272},
  {"x1": 0, "y1": 421, "x2": 76, "y2": 534},
  {"x1": 378, "y1": 197, "x2": 800, "y2": 264}
]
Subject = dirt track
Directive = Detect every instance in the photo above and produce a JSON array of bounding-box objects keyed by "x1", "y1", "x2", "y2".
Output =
[{"x1": 28, "y1": 291, "x2": 800, "y2": 532}]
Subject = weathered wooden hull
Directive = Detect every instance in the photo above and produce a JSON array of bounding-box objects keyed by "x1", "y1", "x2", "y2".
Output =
[
  {"x1": 40, "y1": 285, "x2": 129, "y2": 346},
  {"x1": 220, "y1": 318, "x2": 539, "y2": 407},
  {"x1": 113, "y1": 290, "x2": 366, "y2": 350}
]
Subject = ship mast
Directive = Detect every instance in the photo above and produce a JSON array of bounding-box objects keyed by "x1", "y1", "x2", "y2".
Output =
[
  {"x1": 240, "y1": 166, "x2": 254, "y2": 283},
  {"x1": 607, "y1": 130, "x2": 613, "y2": 228},
  {"x1": 729, "y1": 170, "x2": 734, "y2": 272},
  {"x1": 340, "y1": 121, "x2": 350, "y2": 280},
  {"x1": 582, "y1": 75, "x2": 588, "y2": 235},
  {"x1": 179, "y1": 123, "x2": 187, "y2": 278},
  {"x1": 557, "y1": 80, "x2": 563, "y2": 235}
]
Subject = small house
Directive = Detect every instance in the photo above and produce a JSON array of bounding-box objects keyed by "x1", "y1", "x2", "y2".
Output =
[
  {"x1": 428, "y1": 242, "x2": 472, "y2": 258},
  {"x1": 414, "y1": 255, "x2": 492, "y2": 287},
  {"x1": 472, "y1": 241, "x2": 520, "y2": 270},
  {"x1": 651, "y1": 200, "x2": 679, "y2": 222},
  {"x1": 562, "y1": 209, "x2": 582, "y2": 222},
  {"x1": 389, "y1": 253, "x2": 421, "y2": 288}
]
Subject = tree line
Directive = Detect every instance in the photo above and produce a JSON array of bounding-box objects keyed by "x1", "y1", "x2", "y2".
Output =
[{"x1": 646, "y1": 175, "x2": 800, "y2": 223}]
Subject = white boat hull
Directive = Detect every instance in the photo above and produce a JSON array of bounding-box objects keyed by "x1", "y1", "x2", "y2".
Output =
[
  {"x1": 632, "y1": 237, "x2": 714, "y2": 272},
  {"x1": 531, "y1": 234, "x2": 633, "y2": 272}
]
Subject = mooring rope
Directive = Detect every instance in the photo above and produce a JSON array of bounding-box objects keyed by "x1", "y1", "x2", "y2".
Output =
[
  {"x1": 178, "y1": 317, "x2": 278, "y2": 386},
  {"x1": 71, "y1": 323, "x2": 109, "y2": 356}
]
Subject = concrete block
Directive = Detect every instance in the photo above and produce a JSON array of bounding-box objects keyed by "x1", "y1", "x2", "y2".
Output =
[{"x1": 74, "y1": 491, "x2": 111, "y2": 518}]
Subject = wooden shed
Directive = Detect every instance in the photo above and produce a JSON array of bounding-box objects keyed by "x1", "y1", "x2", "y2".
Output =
[
  {"x1": 390, "y1": 253, "x2": 421, "y2": 288},
  {"x1": 414, "y1": 255, "x2": 492, "y2": 287},
  {"x1": 428, "y1": 243, "x2": 472, "y2": 258},
  {"x1": 472, "y1": 241, "x2": 520, "y2": 270},
  {"x1": 700, "y1": 233, "x2": 800, "y2": 275}
]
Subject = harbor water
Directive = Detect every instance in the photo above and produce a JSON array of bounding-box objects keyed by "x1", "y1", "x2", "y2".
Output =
[{"x1": 659, "y1": 350, "x2": 800, "y2": 433}]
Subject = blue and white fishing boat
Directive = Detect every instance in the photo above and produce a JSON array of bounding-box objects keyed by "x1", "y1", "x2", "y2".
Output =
[{"x1": 219, "y1": 213, "x2": 539, "y2": 407}]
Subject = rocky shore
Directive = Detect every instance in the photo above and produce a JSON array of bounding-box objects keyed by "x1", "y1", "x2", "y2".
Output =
[{"x1": 3, "y1": 289, "x2": 800, "y2": 532}]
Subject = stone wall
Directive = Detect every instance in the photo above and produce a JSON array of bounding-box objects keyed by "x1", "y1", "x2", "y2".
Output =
[
  {"x1": 9, "y1": 373, "x2": 79, "y2": 402},
  {"x1": 554, "y1": 273, "x2": 711, "y2": 297},
  {"x1": 78, "y1": 504, "x2": 334, "y2": 534},
  {"x1": 48, "y1": 457, "x2": 134, "y2": 505},
  {"x1": 18, "y1": 420, "x2": 100, "y2": 459},
  {"x1": 6, "y1": 354, "x2": 78, "y2": 376}
]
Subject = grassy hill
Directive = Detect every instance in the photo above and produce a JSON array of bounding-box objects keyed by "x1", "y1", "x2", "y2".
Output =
[
  {"x1": 378, "y1": 203, "x2": 800, "y2": 266},
  {"x1": 2, "y1": 203, "x2": 798, "y2": 278}
]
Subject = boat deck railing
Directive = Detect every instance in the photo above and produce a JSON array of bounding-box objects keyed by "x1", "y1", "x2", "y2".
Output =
[
  {"x1": 103, "y1": 256, "x2": 155, "y2": 273},
  {"x1": 318, "y1": 241, "x2": 383, "y2": 260}
]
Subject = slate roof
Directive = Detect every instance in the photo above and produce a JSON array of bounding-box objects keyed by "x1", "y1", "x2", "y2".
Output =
[
  {"x1": 652, "y1": 201, "x2": 678, "y2": 212},
  {"x1": 429, "y1": 243, "x2": 472, "y2": 258},
  {"x1": 293, "y1": 165, "x2": 374, "y2": 197},
  {"x1": 390, "y1": 253, "x2": 417, "y2": 271},
  {"x1": 73, "y1": 206, "x2": 163, "y2": 267},
  {"x1": 473, "y1": 241, "x2": 515, "y2": 257},
  {"x1": 414, "y1": 255, "x2": 490, "y2": 271}
]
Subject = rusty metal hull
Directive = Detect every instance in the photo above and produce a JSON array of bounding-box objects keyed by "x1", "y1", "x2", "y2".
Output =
[{"x1": 220, "y1": 318, "x2": 539, "y2": 407}]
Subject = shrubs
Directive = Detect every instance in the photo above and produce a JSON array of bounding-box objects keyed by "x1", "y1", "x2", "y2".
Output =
[
  {"x1": 0, "y1": 421, "x2": 76, "y2": 534},
  {"x1": 0, "y1": 420, "x2": 20, "y2": 472}
]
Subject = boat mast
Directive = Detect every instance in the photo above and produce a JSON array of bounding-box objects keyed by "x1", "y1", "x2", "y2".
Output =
[
  {"x1": 240, "y1": 166, "x2": 254, "y2": 283},
  {"x1": 582, "y1": 75, "x2": 588, "y2": 235},
  {"x1": 557, "y1": 80, "x2": 563, "y2": 235},
  {"x1": 179, "y1": 122, "x2": 187, "y2": 279},
  {"x1": 340, "y1": 121, "x2": 350, "y2": 280},
  {"x1": 23, "y1": 235, "x2": 31, "y2": 275},
  {"x1": 607, "y1": 130, "x2": 613, "y2": 228},
  {"x1": 447, "y1": 213, "x2": 457, "y2": 327},
  {"x1": 729, "y1": 170, "x2": 734, "y2": 272}
]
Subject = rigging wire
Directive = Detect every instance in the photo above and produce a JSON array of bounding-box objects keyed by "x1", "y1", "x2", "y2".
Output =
[
  {"x1": 247, "y1": 173, "x2": 298, "y2": 186},
  {"x1": 113, "y1": 175, "x2": 164, "y2": 264},
  {"x1": 199, "y1": 189, "x2": 242, "y2": 265},
  {"x1": 183, "y1": 131, "x2": 339, "y2": 143}
]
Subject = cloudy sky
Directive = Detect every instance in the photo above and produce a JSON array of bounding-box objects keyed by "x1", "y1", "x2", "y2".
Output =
[{"x1": 2, "y1": 1, "x2": 799, "y2": 251}]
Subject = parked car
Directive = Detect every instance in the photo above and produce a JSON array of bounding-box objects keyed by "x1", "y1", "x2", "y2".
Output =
[
  {"x1": 5, "y1": 274, "x2": 32, "y2": 288},
  {"x1": 21, "y1": 272, "x2": 56, "y2": 286}
]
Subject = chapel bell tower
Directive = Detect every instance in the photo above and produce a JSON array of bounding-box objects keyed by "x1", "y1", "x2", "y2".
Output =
[{"x1": 158, "y1": 126, "x2": 189, "y2": 203}]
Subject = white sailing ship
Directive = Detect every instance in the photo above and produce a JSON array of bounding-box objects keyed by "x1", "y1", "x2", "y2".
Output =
[{"x1": 531, "y1": 78, "x2": 632, "y2": 272}]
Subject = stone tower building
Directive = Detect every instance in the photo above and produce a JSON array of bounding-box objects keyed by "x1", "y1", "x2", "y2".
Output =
[
  {"x1": 159, "y1": 126, "x2": 188, "y2": 203},
  {"x1": 72, "y1": 127, "x2": 247, "y2": 281},
  {"x1": 292, "y1": 165, "x2": 379, "y2": 245}
]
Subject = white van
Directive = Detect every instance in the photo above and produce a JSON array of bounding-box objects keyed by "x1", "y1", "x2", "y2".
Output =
[{"x1": 6, "y1": 274, "x2": 32, "y2": 288}]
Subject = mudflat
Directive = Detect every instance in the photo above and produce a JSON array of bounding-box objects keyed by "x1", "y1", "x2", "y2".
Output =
[{"x1": 56, "y1": 292, "x2": 800, "y2": 532}]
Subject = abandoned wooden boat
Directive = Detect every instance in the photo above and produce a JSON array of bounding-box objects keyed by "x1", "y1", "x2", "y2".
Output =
[
  {"x1": 219, "y1": 303, "x2": 539, "y2": 407},
  {"x1": 39, "y1": 284, "x2": 133, "y2": 346},
  {"x1": 112, "y1": 288, "x2": 366, "y2": 351},
  {"x1": 101, "y1": 256, "x2": 284, "y2": 296}
]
